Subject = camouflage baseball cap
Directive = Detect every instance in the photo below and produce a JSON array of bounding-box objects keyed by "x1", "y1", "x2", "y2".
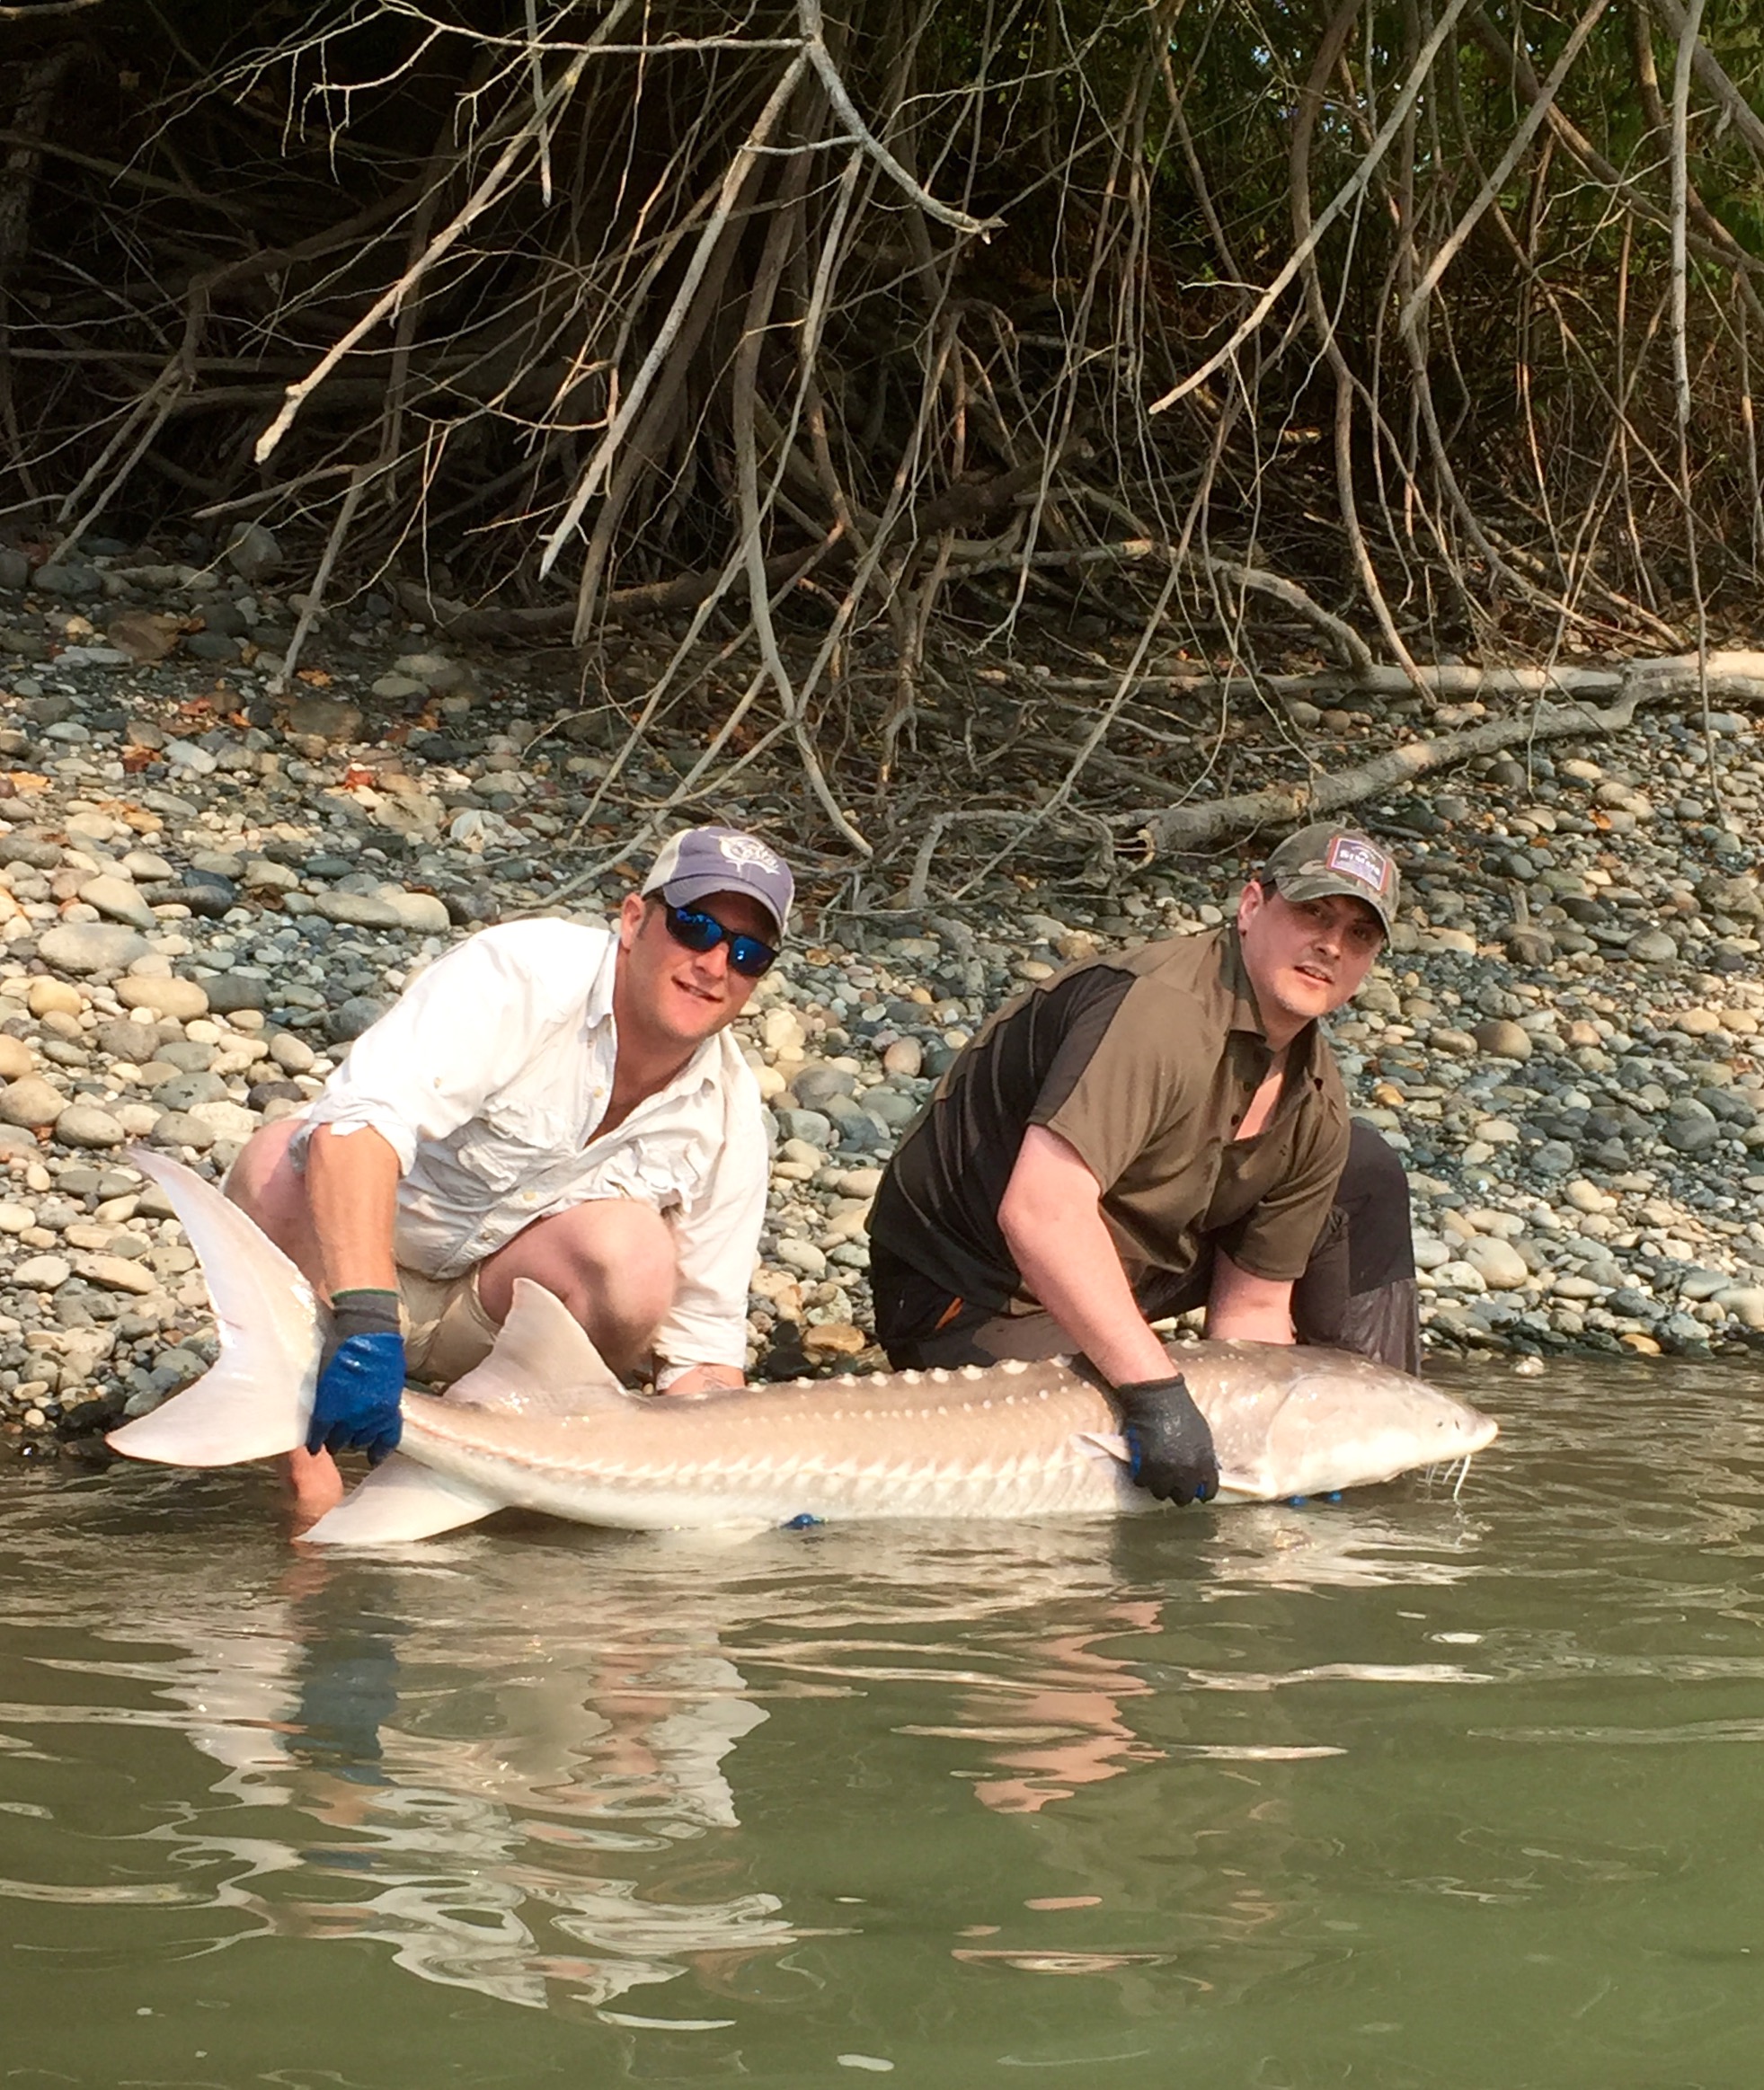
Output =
[
  {"x1": 1261, "y1": 822, "x2": 1399, "y2": 936},
  {"x1": 643, "y1": 826, "x2": 793, "y2": 936}
]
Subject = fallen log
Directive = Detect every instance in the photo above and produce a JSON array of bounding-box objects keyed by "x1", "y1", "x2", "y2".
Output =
[{"x1": 1128, "y1": 651, "x2": 1764, "y2": 854}]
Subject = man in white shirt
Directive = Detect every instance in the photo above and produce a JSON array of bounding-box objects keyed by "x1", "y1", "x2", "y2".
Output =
[{"x1": 226, "y1": 827, "x2": 792, "y2": 1515}]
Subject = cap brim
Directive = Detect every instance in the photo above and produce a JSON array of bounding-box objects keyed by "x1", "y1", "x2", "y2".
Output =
[
  {"x1": 658, "y1": 873, "x2": 786, "y2": 937},
  {"x1": 1271, "y1": 871, "x2": 1393, "y2": 935}
]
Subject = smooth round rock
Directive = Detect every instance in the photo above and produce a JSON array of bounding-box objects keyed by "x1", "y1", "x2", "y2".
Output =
[
  {"x1": 268, "y1": 1032, "x2": 315, "y2": 1074},
  {"x1": 793, "y1": 1065, "x2": 857, "y2": 1108},
  {"x1": 188, "y1": 1100, "x2": 259, "y2": 1140},
  {"x1": 13, "y1": 1253, "x2": 70, "y2": 1289},
  {"x1": 148, "y1": 1110, "x2": 218, "y2": 1150},
  {"x1": 55, "y1": 1104, "x2": 126, "y2": 1149},
  {"x1": 1716, "y1": 1288, "x2": 1764, "y2": 1330},
  {"x1": 775, "y1": 1236, "x2": 829, "y2": 1279},
  {"x1": 1473, "y1": 1019, "x2": 1533, "y2": 1061},
  {"x1": 38, "y1": 922, "x2": 152, "y2": 974},
  {"x1": 1464, "y1": 1237, "x2": 1530, "y2": 1290},
  {"x1": 0, "y1": 1076, "x2": 63, "y2": 1128},
  {"x1": 327, "y1": 996, "x2": 388, "y2": 1044},
  {"x1": 1627, "y1": 929, "x2": 1679, "y2": 965},
  {"x1": 881, "y1": 1038, "x2": 923, "y2": 1078},
  {"x1": 0, "y1": 1036, "x2": 32, "y2": 1080},
  {"x1": 115, "y1": 976, "x2": 210, "y2": 1022},
  {"x1": 26, "y1": 979, "x2": 82, "y2": 1017},
  {"x1": 77, "y1": 875, "x2": 158, "y2": 932},
  {"x1": 154, "y1": 1071, "x2": 226, "y2": 1111},
  {"x1": 314, "y1": 890, "x2": 405, "y2": 930},
  {"x1": 93, "y1": 1018, "x2": 161, "y2": 1063},
  {"x1": 77, "y1": 1254, "x2": 157, "y2": 1295}
]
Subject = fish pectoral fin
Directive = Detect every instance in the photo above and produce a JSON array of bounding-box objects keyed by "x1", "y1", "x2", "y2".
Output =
[
  {"x1": 299, "y1": 1455, "x2": 503, "y2": 1545},
  {"x1": 1076, "y1": 1430, "x2": 1132, "y2": 1466},
  {"x1": 444, "y1": 1277, "x2": 634, "y2": 1419}
]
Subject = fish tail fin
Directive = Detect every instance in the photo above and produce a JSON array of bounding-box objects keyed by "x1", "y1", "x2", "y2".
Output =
[{"x1": 107, "y1": 1148, "x2": 323, "y2": 1467}]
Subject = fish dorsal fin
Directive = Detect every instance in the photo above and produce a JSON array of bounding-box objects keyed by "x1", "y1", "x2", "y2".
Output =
[{"x1": 442, "y1": 1277, "x2": 636, "y2": 1418}]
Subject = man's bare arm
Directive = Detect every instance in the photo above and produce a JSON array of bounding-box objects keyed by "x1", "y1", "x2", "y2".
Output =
[
  {"x1": 1205, "y1": 1251, "x2": 1296, "y2": 1344},
  {"x1": 305, "y1": 1124, "x2": 402, "y2": 1300},
  {"x1": 660, "y1": 1362, "x2": 745, "y2": 1395},
  {"x1": 997, "y1": 1126, "x2": 1172, "y2": 1385}
]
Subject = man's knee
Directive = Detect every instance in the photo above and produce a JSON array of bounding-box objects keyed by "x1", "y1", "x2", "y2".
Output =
[
  {"x1": 1339, "y1": 1119, "x2": 1415, "y2": 1290},
  {"x1": 224, "y1": 1118, "x2": 317, "y2": 1269},
  {"x1": 479, "y1": 1199, "x2": 677, "y2": 1363}
]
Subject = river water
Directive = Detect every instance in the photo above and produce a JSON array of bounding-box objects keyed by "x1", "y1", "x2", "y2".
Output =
[{"x1": 2, "y1": 1355, "x2": 1761, "y2": 2089}]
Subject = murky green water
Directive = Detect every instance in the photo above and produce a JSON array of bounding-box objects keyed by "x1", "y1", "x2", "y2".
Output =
[{"x1": 4, "y1": 1357, "x2": 1764, "y2": 2088}]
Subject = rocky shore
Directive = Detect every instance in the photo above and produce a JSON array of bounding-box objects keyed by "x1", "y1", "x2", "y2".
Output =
[{"x1": 2, "y1": 540, "x2": 1763, "y2": 1463}]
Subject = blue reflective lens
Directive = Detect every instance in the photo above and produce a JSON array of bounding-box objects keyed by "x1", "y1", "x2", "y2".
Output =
[{"x1": 662, "y1": 905, "x2": 777, "y2": 978}]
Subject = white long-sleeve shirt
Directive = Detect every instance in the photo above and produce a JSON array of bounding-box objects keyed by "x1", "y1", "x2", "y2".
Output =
[{"x1": 294, "y1": 918, "x2": 768, "y2": 1381}]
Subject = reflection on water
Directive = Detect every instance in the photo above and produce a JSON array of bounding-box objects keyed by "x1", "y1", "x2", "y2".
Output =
[{"x1": 5, "y1": 1353, "x2": 1764, "y2": 2086}]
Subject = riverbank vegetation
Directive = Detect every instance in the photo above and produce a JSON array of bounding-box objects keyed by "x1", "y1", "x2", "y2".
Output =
[{"x1": 3, "y1": 0, "x2": 1764, "y2": 884}]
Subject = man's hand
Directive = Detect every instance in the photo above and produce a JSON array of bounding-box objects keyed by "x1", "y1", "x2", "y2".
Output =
[
  {"x1": 309, "y1": 1289, "x2": 405, "y2": 1464},
  {"x1": 1107, "y1": 1374, "x2": 1219, "y2": 1504}
]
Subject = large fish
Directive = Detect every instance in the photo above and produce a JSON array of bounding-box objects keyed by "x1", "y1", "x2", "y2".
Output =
[{"x1": 108, "y1": 1150, "x2": 1498, "y2": 1545}]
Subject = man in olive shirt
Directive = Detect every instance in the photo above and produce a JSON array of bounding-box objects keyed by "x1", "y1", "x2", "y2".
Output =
[{"x1": 868, "y1": 823, "x2": 1414, "y2": 1506}]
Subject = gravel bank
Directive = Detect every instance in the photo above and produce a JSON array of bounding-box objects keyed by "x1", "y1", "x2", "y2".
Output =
[{"x1": 2, "y1": 543, "x2": 1763, "y2": 1463}]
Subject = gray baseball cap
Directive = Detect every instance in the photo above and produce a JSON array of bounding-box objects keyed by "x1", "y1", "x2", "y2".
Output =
[
  {"x1": 643, "y1": 827, "x2": 793, "y2": 937},
  {"x1": 1261, "y1": 822, "x2": 1400, "y2": 936}
]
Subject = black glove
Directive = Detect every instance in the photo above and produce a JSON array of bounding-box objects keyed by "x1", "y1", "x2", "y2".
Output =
[
  {"x1": 308, "y1": 1289, "x2": 405, "y2": 1465},
  {"x1": 1108, "y1": 1373, "x2": 1219, "y2": 1505}
]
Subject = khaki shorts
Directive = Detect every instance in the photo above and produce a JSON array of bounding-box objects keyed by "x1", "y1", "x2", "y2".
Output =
[{"x1": 396, "y1": 1264, "x2": 501, "y2": 1386}]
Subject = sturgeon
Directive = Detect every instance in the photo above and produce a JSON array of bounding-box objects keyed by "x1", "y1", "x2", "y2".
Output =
[{"x1": 108, "y1": 1150, "x2": 1498, "y2": 1545}]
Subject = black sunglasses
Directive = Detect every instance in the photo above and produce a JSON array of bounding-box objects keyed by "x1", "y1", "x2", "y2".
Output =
[{"x1": 660, "y1": 904, "x2": 778, "y2": 978}]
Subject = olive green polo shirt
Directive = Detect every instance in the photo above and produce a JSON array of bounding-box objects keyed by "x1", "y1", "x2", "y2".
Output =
[{"x1": 871, "y1": 925, "x2": 1351, "y2": 1313}]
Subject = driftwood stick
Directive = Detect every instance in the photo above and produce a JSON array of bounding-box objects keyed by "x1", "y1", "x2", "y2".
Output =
[{"x1": 1130, "y1": 653, "x2": 1764, "y2": 852}]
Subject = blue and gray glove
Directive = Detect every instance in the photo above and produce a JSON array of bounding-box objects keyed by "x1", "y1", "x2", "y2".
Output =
[
  {"x1": 308, "y1": 1289, "x2": 405, "y2": 1464},
  {"x1": 1108, "y1": 1373, "x2": 1218, "y2": 1505}
]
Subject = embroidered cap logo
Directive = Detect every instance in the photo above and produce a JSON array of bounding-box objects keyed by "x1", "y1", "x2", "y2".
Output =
[
  {"x1": 719, "y1": 835, "x2": 783, "y2": 874},
  {"x1": 1322, "y1": 834, "x2": 1393, "y2": 898}
]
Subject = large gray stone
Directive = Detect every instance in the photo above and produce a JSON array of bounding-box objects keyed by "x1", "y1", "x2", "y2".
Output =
[
  {"x1": 149, "y1": 1110, "x2": 217, "y2": 1151},
  {"x1": 203, "y1": 972, "x2": 270, "y2": 1016},
  {"x1": 314, "y1": 886, "x2": 450, "y2": 934},
  {"x1": 155, "y1": 1070, "x2": 227, "y2": 1111},
  {"x1": 1627, "y1": 928, "x2": 1680, "y2": 965},
  {"x1": 792, "y1": 1064, "x2": 857, "y2": 1108},
  {"x1": 38, "y1": 922, "x2": 152, "y2": 974},
  {"x1": 55, "y1": 1104, "x2": 126, "y2": 1149},
  {"x1": 94, "y1": 1018, "x2": 161, "y2": 1063},
  {"x1": 225, "y1": 522, "x2": 282, "y2": 580},
  {"x1": 328, "y1": 996, "x2": 389, "y2": 1044}
]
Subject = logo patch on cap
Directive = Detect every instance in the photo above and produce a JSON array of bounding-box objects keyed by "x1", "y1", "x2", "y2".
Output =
[
  {"x1": 1324, "y1": 834, "x2": 1393, "y2": 895},
  {"x1": 719, "y1": 834, "x2": 782, "y2": 874}
]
